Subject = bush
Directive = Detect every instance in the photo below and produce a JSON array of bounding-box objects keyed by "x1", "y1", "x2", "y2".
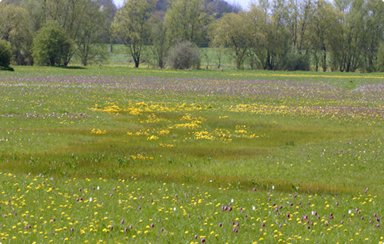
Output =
[
  {"x1": 0, "y1": 40, "x2": 12, "y2": 68},
  {"x1": 32, "y1": 22, "x2": 73, "y2": 66},
  {"x1": 167, "y1": 41, "x2": 200, "y2": 69},
  {"x1": 283, "y1": 52, "x2": 310, "y2": 71}
]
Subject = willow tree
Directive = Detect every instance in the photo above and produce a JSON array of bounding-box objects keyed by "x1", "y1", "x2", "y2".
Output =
[
  {"x1": 209, "y1": 13, "x2": 252, "y2": 69},
  {"x1": 112, "y1": 0, "x2": 154, "y2": 68},
  {"x1": 76, "y1": 1, "x2": 106, "y2": 66},
  {"x1": 0, "y1": 5, "x2": 33, "y2": 65},
  {"x1": 165, "y1": 0, "x2": 211, "y2": 46},
  {"x1": 306, "y1": 0, "x2": 342, "y2": 72}
]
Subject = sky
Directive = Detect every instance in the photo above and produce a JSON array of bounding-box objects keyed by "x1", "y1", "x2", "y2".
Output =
[{"x1": 113, "y1": 0, "x2": 252, "y2": 10}]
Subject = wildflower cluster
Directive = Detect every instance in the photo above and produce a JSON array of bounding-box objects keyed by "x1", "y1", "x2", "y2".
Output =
[
  {"x1": 0, "y1": 172, "x2": 382, "y2": 243},
  {"x1": 93, "y1": 103, "x2": 260, "y2": 147}
]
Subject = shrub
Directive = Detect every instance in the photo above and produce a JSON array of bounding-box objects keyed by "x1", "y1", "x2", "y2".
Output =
[
  {"x1": 0, "y1": 40, "x2": 12, "y2": 68},
  {"x1": 167, "y1": 41, "x2": 200, "y2": 69},
  {"x1": 32, "y1": 22, "x2": 73, "y2": 66},
  {"x1": 283, "y1": 52, "x2": 310, "y2": 71}
]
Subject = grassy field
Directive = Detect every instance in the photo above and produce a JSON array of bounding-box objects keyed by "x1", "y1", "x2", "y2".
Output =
[{"x1": 0, "y1": 66, "x2": 383, "y2": 242}]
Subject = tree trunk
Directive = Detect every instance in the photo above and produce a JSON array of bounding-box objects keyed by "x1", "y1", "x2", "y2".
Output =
[
  {"x1": 134, "y1": 57, "x2": 140, "y2": 68},
  {"x1": 322, "y1": 49, "x2": 327, "y2": 72}
]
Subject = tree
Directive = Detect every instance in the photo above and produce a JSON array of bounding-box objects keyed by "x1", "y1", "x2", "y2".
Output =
[
  {"x1": 165, "y1": 0, "x2": 211, "y2": 46},
  {"x1": 0, "y1": 40, "x2": 12, "y2": 69},
  {"x1": 263, "y1": 0, "x2": 291, "y2": 70},
  {"x1": 0, "y1": 4, "x2": 33, "y2": 65},
  {"x1": 42, "y1": 0, "x2": 93, "y2": 64},
  {"x1": 247, "y1": 5, "x2": 268, "y2": 69},
  {"x1": 2, "y1": 0, "x2": 116, "y2": 67},
  {"x1": 209, "y1": 13, "x2": 252, "y2": 69},
  {"x1": 306, "y1": 0, "x2": 340, "y2": 71},
  {"x1": 75, "y1": 1, "x2": 107, "y2": 66},
  {"x1": 13, "y1": 0, "x2": 113, "y2": 65},
  {"x1": 4, "y1": 0, "x2": 47, "y2": 32},
  {"x1": 32, "y1": 22, "x2": 73, "y2": 66},
  {"x1": 338, "y1": 0, "x2": 366, "y2": 72},
  {"x1": 364, "y1": 0, "x2": 384, "y2": 72},
  {"x1": 97, "y1": 0, "x2": 118, "y2": 52},
  {"x1": 376, "y1": 42, "x2": 384, "y2": 72},
  {"x1": 149, "y1": 14, "x2": 168, "y2": 69},
  {"x1": 112, "y1": 0, "x2": 154, "y2": 68},
  {"x1": 297, "y1": 0, "x2": 313, "y2": 52}
]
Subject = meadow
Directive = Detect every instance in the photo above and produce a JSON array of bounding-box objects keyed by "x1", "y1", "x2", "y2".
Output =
[{"x1": 0, "y1": 66, "x2": 383, "y2": 243}]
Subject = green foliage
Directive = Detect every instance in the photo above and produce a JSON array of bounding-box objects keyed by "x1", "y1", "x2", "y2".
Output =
[
  {"x1": 7, "y1": 0, "x2": 115, "y2": 66},
  {"x1": 306, "y1": 0, "x2": 339, "y2": 72},
  {"x1": 76, "y1": 44, "x2": 109, "y2": 66},
  {"x1": 210, "y1": 0, "x2": 384, "y2": 72},
  {"x1": 209, "y1": 13, "x2": 251, "y2": 69},
  {"x1": 0, "y1": 39, "x2": 12, "y2": 68},
  {"x1": 75, "y1": 1, "x2": 107, "y2": 66},
  {"x1": 32, "y1": 22, "x2": 73, "y2": 67},
  {"x1": 376, "y1": 42, "x2": 384, "y2": 72},
  {"x1": 167, "y1": 41, "x2": 201, "y2": 69},
  {"x1": 262, "y1": 1, "x2": 292, "y2": 70},
  {"x1": 165, "y1": 0, "x2": 211, "y2": 46},
  {"x1": 43, "y1": 0, "x2": 111, "y2": 65},
  {"x1": 283, "y1": 52, "x2": 310, "y2": 71},
  {"x1": 149, "y1": 16, "x2": 167, "y2": 69},
  {"x1": 0, "y1": 4, "x2": 33, "y2": 65},
  {"x1": 112, "y1": 0, "x2": 155, "y2": 68}
]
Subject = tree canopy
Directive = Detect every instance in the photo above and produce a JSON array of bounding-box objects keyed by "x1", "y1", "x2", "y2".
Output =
[
  {"x1": 32, "y1": 22, "x2": 73, "y2": 66},
  {"x1": 112, "y1": 0, "x2": 155, "y2": 68}
]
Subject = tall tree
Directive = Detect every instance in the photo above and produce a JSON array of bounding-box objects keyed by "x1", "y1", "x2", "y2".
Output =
[
  {"x1": 0, "y1": 4, "x2": 33, "y2": 65},
  {"x1": 330, "y1": 0, "x2": 368, "y2": 72},
  {"x1": 165, "y1": 0, "x2": 211, "y2": 46},
  {"x1": 307, "y1": 0, "x2": 342, "y2": 72},
  {"x1": 5, "y1": 0, "x2": 114, "y2": 65},
  {"x1": 297, "y1": 0, "x2": 312, "y2": 52},
  {"x1": 263, "y1": 0, "x2": 291, "y2": 70},
  {"x1": 363, "y1": 0, "x2": 384, "y2": 71},
  {"x1": 149, "y1": 14, "x2": 168, "y2": 69},
  {"x1": 209, "y1": 13, "x2": 252, "y2": 69},
  {"x1": 247, "y1": 5, "x2": 268, "y2": 69},
  {"x1": 112, "y1": 0, "x2": 154, "y2": 68},
  {"x1": 76, "y1": 1, "x2": 107, "y2": 66}
]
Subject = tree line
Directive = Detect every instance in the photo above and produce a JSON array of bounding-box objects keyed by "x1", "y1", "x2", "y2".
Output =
[{"x1": 1, "y1": 0, "x2": 384, "y2": 72}]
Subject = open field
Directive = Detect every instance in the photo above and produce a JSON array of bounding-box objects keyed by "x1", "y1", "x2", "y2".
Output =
[{"x1": 0, "y1": 67, "x2": 383, "y2": 242}]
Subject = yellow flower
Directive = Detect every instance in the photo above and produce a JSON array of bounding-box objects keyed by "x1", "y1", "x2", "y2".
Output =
[
  {"x1": 91, "y1": 128, "x2": 107, "y2": 135},
  {"x1": 147, "y1": 135, "x2": 159, "y2": 141},
  {"x1": 194, "y1": 131, "x2": 214, "y2": 140}
]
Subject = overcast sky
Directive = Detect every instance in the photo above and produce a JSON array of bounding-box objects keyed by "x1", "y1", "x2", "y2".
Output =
[{"x1": 113, "y1": 0, "x2": 252, "y2": 10}]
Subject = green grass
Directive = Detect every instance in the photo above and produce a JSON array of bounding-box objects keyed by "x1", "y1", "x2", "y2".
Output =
[{"x1": 0, "y1": 66, "x2": 383, "y2": 242}]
